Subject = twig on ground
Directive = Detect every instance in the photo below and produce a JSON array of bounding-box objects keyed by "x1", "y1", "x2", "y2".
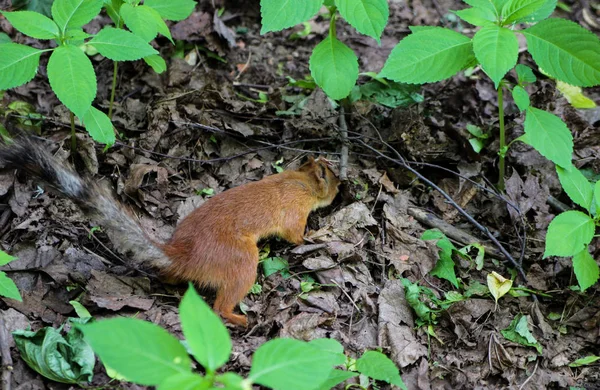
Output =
[
  {"x1": 338, "y1": 105, "x2": 349, "y2": 181},
  {"x1": 0, "y1": 315, "x2": 13, "y2": 390},
  {"x1": 518, "y1": 358, "x2": 539, "y2": 390}
]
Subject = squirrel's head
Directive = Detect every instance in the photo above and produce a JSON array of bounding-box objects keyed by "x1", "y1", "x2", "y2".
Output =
[{"x1": 298, "y1": 156, "x2": 341, "y2": 209}]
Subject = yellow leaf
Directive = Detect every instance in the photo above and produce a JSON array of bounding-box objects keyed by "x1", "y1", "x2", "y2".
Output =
[
  {"x1": 556, "y1": 81, "x2": 596, "y2": 109},
  {"x1": 487, "y1": 271, "x2": 513, "y2": 304}
]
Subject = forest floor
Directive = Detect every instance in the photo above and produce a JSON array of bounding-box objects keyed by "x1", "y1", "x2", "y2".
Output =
[{"x1": 1, "y1": 0, "x2": 600, "y2": 389}]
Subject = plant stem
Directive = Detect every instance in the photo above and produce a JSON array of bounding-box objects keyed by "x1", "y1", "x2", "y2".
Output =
[
  {"x1": 328, "y1": 6, "x2": 337, "y2": 36},
  {"x1": 497, "y1": 84, "x2": 505, "y2": 191},
  {"x1": 108, "y1": 61, "x2": 118, "y2": 119},
  {"x1": 70, "y1": 111, "x2": 76, "y2": 152}
]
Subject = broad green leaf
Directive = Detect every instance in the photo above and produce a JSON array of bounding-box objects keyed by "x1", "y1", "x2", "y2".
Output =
[
  {"x1": 501, "y1": 0, "x2": 546, "y2": 24},
  {"x1": 487, "y1": 271, "x2": 512, "y2": 304},
  {"x1": 0, "y1": 43, "x2": 42, "y2": 90},
  {"x1": 145, "y1": 0, "x2": 195, "y2": 21},
  {"x1": 501, "y1": 314, "x2": 542, "y2": 354},
  {"x1": 473, "y1": 25, "x2": 518, "y2": 88},
  {"x1": 51, "y1": 0, "x2": 103, "y2": 32},
  {"x1": 380, "y1": 28, "x2": 474, "y2": 84},
  {"x1": 522, "y1": 107, "x2": 573, "y2": 169},
  {"x1": 120, "y1": 4, "x2": 172, "y2": 43},
  {"x1": 157, "y1": 372, "x2": 207, "y2": 390},
  {"x1": 515, "y1": 63, "x2": 536, "y2": 84},
  {"x1": 88, "y1": 27, "x2": 158, "y2": 61},
  {"x1": 522, "y1": 19, "x2": 600, "y2": 87},
  {"x1": 0, "y1": 271, "x2": 22, "y2": 301},
  {"x1": 103, "y1": 0, "x2": 123, "y2": 26},
  {"x1": 144, "y1": 54, "x2": 167, "y2": 74},
  {"x1": 69, "y1": 300, "x2": 92, "y2": 318},
  {"x1": 527, "y1": 0, "x2": 557, "y2": 22},
  {"x1": 180, "y1": 286, "x2": 231, "y2": 372},
  {"x1": 422, "y1": 229, "x2": 459, "y2": 288},
  {"x1": 544, "y1": 211, "x2": 594, "y2": 257},
  {"x1": 216, "y1": 372, "x2": 245, "y2": 388},
  {"x1": 317, "y1": 370, "x2": 358, "y2": 390},
  {"x1": 2, "y1": 11, "x2": 59, "y2": 39},
  {"x1": 260, "y1": 0, "x2": 322, "y2": 34},
  {"x1": 512, "y1": 85, "x2": 530, "y2": 111},
  {"x1": 11, "y1": 0, "x2": 54, "y2": 17},
  {"x1": 248, "y1": 339, "x2": 338, "y2": 390},
  {"x1": 47, "y1": 45, "x2": 95, "y2": 118},
  {"x1": 335, "y1": 0, "x2": 389, "y2": 43},
  {"x1": 0, "y1": 250, "x2": 16, "y2": 266},
  {"x1": 308, "y1": 339, "x2": 346, "y2": 365},
  {"x1": 309, "y1": 36, "x2": 359, "y2": 100},
  {"x1": 569, "y1": 355, "x2": 600, "y2": 368},
  {"x1": 262, "y1": 256, "x2": 290, "y2": 278},
  {"x1": 356, "y1": 351, "x2": 407, "y2": 389},
  {"x1": 0, "y1": 33, "x2": 10, "y2": 43},
  {"x1": 13, "y1": 324, "x2": 94, "y2": 383},
  {"x1": 556, "y1": 81, "x2": 596, "y2": 109},
  {"x1": 556, "y1": 165, "x2": 593, "y2": 211},
  {"x1": 572, "y1": 249, "x2": 599, "y2": 292},
  {"x1": 454, "y1": 7, "x2": 496, "y2": 26},
  {"x1": 82, "y1": 107, "x2": 115, "y2": 145},
  {"x1": 464, "y1": 0, "x2": 502, "y2": 16},
  {"x1": 81, "y1": 318, "x2": 191, "y2": 386}
]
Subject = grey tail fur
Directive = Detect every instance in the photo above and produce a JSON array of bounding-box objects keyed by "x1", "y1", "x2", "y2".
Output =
[{"x1": 0, "y1": 137, "x2": 171, "y2": 269}]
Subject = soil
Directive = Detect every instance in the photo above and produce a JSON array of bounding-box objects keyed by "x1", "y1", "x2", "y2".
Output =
[{"x1": 1, "y1": 0, "x2": 600, "y2": 389}]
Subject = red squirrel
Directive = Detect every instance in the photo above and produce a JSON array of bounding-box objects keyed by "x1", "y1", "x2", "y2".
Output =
[{"x1": 0, "y1": 136, "x2": 340, "y2": 326}]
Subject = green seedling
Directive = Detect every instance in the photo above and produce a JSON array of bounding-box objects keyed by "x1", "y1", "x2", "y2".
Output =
[{"x1": 0, "y1": 250, "x2": 21, "y2": 302}]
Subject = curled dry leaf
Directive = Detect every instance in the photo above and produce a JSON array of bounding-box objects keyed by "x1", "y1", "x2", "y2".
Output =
[{"x1": 487, "y1": 271, "x2": 512, "y2": 307}]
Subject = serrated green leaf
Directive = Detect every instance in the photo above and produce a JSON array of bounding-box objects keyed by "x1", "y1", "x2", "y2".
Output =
[
  {"x1": 0, "y1": 271, "x2": 22, "y2": 301},
  {"x1": 356, "y1": 351, "x2": 407, "y2": 389},
  {"x1": 51, "y1": 0, "x2": 103, "y2": 32},
  {"x1": 522, "y1": 19, "x2": 600, "y2": 87},
  {"x1": 473, "y1": 25, "x2": 518, "y2": 88},
  {"x1": 556, "y1": 165, "x2": 593, "y2": 211},
  {"x1": 144, "y1": 54, "x2": 167, "y2": 73},
  {"x1": 2, "y1": 11, "x2": 59, "y2": 39},
  {"x1": 527, "y1": 0, "x2": 557, "y2": 22},
  {"x1": 121, "y1": 3, "x2": 159, "y2": 42},
  {"x1": 335, "y1": 0, "x2": 389, "y2": 43},
  {"x1": 81, "y1": 318, "x2": 191, "y2": 386},
  {"x1": 502, "y1": 0, "x2": 547, "y2": 24},
  {"x1": 88, "y1": 27, "x2": 158, "y2": 61},
  {"x1": 248, "y1": 339, "x2": 338, "y2": 390},
  {"x1": 464, "y1": 0, "x2": 502, "y2": 16},
  {"x1": 47, "y1": 45, "x2": 96, "y2": 118},
  {"x1": 454, "y1": 7, "x2": 496, "y2": 26},
  {"x1": 512, "y1": 85, "x2": 530, "y2": 111},
  {"x1": 309, "y1": 36, "x2": 359, "y2": 100},
  {"x1": 572, "y1": 249, "x2": 599, "y2": 292},
  {"x1": 180, "y1": 286, "x2": 231, "y2": 372},
  {"x1": 82, "y1": 107, "x2": 115, "y2": 145},
  {"x1": 145, "y1": 0, "x2": 195, "y2": 21},
  {"x1": 544, "y1": 211, "x2": 594, "y2": 257},
  {"x1": 380, "y1": 28, "x2": 474, "y2": 84},
  {"x1": 0, "y1": 43, "x2": 42, "y2": 90},
  {"x1": 522, "y1": 107, "x2": 573, "y2": 169},
  {"x1": 515, "y1": 63, "x2": 536, "y2": 84},
  {"x1": 260, "y1": 0, "x2": 322, "y2": 34}
]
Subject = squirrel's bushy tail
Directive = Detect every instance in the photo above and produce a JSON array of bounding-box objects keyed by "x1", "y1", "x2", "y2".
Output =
[{"x1": 0, "y1": 137, "x2": 170, "y2": 269}]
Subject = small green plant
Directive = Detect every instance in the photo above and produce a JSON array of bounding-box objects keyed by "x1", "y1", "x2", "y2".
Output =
[
  {"x1": 543, "y1": 165, "x2": 600, "y2": 291},
  {"x1": 379, "y1": 0, "x2": 600, "y2": 190},
  {"x1": 260, "y1": 0, "x2": 389, "y2": 100},
  {"x1": 0, "y1": 0, "x2": 194, "y2": 147},
  {"x1": 0, "y1": 250, "x2": 22, "y2": 302},
  {"x1": 501, "y1": 314, "x2": 542, "y2": 354}
]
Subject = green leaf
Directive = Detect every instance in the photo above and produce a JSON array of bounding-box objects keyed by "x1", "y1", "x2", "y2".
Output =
[
  {"x1": 2, "y1": 11, "x2": 59, "y2": 39},
  {"x1": 422, "y1": 229, "x2": 459, "y2": 288},
  {"x1": 522, "y1": 18, "x2": 600, "y2": 87},
  {"x1": 81, "y1": 317, "x2": 191, "y2": 386},
  {"x1": 13, "y1": 325, "x2": 94, "y2": 383},
  {"x1": 527, "y1": 0, "x2": 556, "y2": 22},
  {"x1": 262, "y1": 257, "x2": 290, "y2": 278},
  {"x1": 157, "y1": 372, "x2": 207, "y2": 390},
  {"x1": 260, "y1": 0, "x2": 322, "y2": 34},
  {"x1": 473, "y1": 25, "x2": 518, "y2": 88},
  {"x1": 515, "y1": 63, "x2": 536, "y2": 84},
  {"x1": 465, "y1": 0, "x2": 502, "y2": 16},
  {"x1": 309, "y1": 36, "x2": 359, "y2": 100},
  {"x1": 501, "y1": 0, "x2": 547, "y2": 24},
  {"x1": 522, "y1": 107, "x2": 573, "y2": 169},
  {"x1": 82, "y1": 107, "x2": 115, "y2": 145},
  {"x1": 454, "y1": 7, "x2": 496, "y2": 26},
  {"x1": 556, "y1": 165, "x2": 593, "y2": 211},
  {"x1": 544, "y1": 211, "x2": 595, "y2": 257},
  {"x1": 501, "y1": 314, "x2": 542, "y2": 354},
  {"x1": 335, "y1": 0, "x2": 389, "y2": 43},
  {"x1": 180, "y1": 286, "x2": 231, "y2": 372},
  {"x1": 595, "y1": 180, "x2": 600, "y2": 215},
  {"x1": 248, "y1": 339, "x2": 337, "y2": 390},
  {"x1": 0, "y1": 43, "x2": 43, "y2": 90},
  {"x1": 0, "y1": 271, "x2": 22, "y2": 301},
  {"x1": 356, "y1": 351, "x2": 407, "y2": 389},
  {"x1": 556, "y1": 80, "x2": 596, "y2": 109},
  {"x1": 350, "y1": 80, "x2": 422, "y2": 108},
  {"x1": 0, "y1": 33, "x2": 10, "y2": 43},
  {"x1": 317, "y1": 370, "x2": 358, "y2": 390},
  {"x1": 88, "y1": 27, "x2": 158, "y2": 61},
  {"x1": 145, "y1": 0, "x2": 195, "y2": 21},
  {"x1": 120, "y1": 4, "x2": 172, "y2": 43},
  {"x1": 569, "y1": 355, "x2": 600, "y2": 368},
  {"x1": 69, "y1": 300, "x2": 92, "y2": 318},
  {"x1": 103, "y1": 0, "x2": 123, "y2": 26},
  {"x1": 47, "y1": 45, "x2": 96, "y2": 118},
  {"x1": 12, "y1": 0, "x2": 54, "y2": 17},
  {"x1": 0, "y1": 250, "x2": 16, "y2": 266},
  {"x1": 308, "y1": 339, "x2": 346, "y2": 366},
  {"x1": 144, "y1": 54, "x2": 167, "y2": 73},
  {"x1": 512, "y1": 85, "x2": 530, "y2": 111},
  {"x1": 572, "y1": 249, "x2": 599, "y2": 292},
  {"x1": 380, "y1": 28, "x2": 474, "y2": 84},
  {"x1": 51, "y1": 0, "x2": 103, "y2": 32}
]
